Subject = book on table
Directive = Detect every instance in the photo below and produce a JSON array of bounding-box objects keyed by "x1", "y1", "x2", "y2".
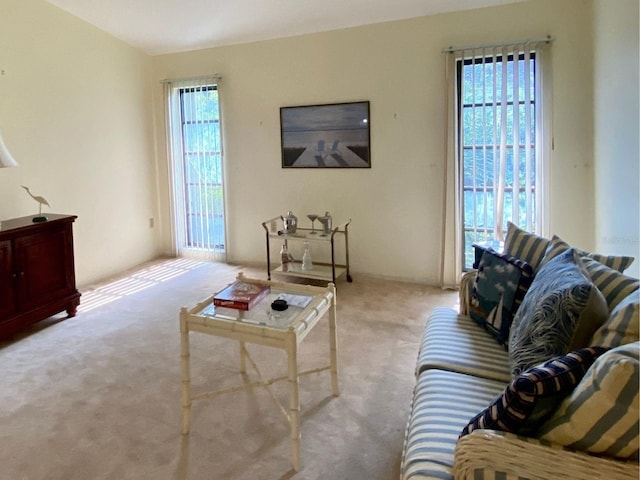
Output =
[{"x1": 213, "y1": 280, "x2": 271, "y2": 311}]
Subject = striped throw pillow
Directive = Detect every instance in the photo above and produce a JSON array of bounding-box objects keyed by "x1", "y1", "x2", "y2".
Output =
[
  {"x1": 581, "y1": 257, "x2": 640, "y2": 312},
  {"x1": 591, "y1": 290, "x2": 639, "y2": 348},
  {"x1": 587, "y1": 251, "x2": 635, "y2": 273},
  {"x1": 460, "y1": 347, "x2": 607, "y2": 437},
  {"x1": 503, "y1": 222, "x2": 550, "y2": 271},
  {"x1": 540, "y1": 235, "x2": 635, "y2": 273},
  {"x1": 538, "y1": 342, "x2": 640, "y2": 459}
]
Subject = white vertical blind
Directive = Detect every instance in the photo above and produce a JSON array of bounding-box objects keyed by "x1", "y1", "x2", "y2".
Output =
[
  {"x1": 163, "y1": 76, "x2": 226, "y2": 262},
  {"x1": 440, "y1": 39, "x2": 552, "y2": 286}
]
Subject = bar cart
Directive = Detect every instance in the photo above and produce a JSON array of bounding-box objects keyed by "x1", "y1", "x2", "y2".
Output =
[{"x1": 261, "y1": 216, "x2": 352, "y2": 284}]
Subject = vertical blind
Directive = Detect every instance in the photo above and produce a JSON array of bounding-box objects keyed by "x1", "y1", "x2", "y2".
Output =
[
  {"x1": 440, "y1": 39, "x2": 553, "y2": 286},
  {"x1": 163, "y1": 76, "x2": 226, "y2": 262},
  {"x1": 462, "y1": 45, "x2": 537, "y2": 241}
]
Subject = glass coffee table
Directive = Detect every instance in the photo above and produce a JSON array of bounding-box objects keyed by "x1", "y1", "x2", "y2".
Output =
[{"x1": 179, "y1": 273, "x2": 339, "y2": 471}]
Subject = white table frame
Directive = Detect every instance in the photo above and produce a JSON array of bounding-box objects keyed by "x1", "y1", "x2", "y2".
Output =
[{"x1": 179, "y1": 273, "x2": 339, "y2": 471}]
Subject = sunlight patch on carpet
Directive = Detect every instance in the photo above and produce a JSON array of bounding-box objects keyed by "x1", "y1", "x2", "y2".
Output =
[{"x1": 78, "y1": 258, "x2": 208, "y2": 313}]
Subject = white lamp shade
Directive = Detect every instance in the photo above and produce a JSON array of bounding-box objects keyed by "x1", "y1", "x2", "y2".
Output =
[{"x1": 0, "y1": 131, "x2": 19, "y2": 168}]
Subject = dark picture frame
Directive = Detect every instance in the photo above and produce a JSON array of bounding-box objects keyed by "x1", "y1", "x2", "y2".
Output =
[{"x1": 280, "y1": 101, "x2": 371, "y2": 168}]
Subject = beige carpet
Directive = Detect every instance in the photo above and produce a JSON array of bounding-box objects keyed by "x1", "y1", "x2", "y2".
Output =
[{"x1": 0, "y1": 259, "x2": 458, "y2": 480}]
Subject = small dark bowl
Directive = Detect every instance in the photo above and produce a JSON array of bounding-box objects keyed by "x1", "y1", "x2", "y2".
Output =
[{"x1": 271, "y1": 299, "x2": 288, "y2": 311}]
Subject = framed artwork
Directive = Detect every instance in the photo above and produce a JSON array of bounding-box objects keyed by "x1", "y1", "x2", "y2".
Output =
[{"x1": 280, "y1": 101, "x2": 370, "y2": 168}]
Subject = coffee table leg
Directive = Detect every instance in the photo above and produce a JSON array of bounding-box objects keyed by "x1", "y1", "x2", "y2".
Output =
[
  {"x1": 239, "y1": 341, "x2": 247, "y2": 374},
  {"x1": 328, "y1": 284, "x2": 340, "y2": 396},
  {"x1": 180, "y1": 310, "x2": 192, "y2": 434},
  {"x1": 287, "y1": 333, "x2": 301, "y2": 471}
]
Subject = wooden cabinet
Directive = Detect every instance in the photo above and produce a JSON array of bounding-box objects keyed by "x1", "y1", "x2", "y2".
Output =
[{"x1": 0, "y1": 214, "x2": 80, "y2": 340}]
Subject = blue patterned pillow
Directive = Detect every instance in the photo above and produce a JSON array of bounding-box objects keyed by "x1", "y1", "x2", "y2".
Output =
[
  {"x1": 460, "y1": 347, "x2": 607, "y2": 437},
  {"x1": 508, "y1": 249, "x2": 609, "y2": 376},
  {"x1": 469, "y1": 248, "x2": 534, "y2": 347}
]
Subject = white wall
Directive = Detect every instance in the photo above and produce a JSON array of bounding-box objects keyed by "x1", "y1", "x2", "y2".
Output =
[
  {"x1": 592, "y1": 0, "x2": 640, "y2": 278},
  {"x1": 4, "y1": 0, "x2": 632, "y2": 288},
  {"x1": 152, "y1": 0, "x2": 597, "y2": 284},
  {"x1": 0, "y1": 0, "x2": 159, "y2": 286}
]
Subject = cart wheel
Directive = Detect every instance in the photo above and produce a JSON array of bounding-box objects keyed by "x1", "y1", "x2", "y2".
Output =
[{"x1": 347, "y1": 274, "x2": 353, "y2": 283}]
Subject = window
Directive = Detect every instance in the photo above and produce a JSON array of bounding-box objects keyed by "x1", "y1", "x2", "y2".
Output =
[
  {"x1": 165, "y1": 78, "x2": 226, "y2": 261},
  {"x1": 440, "y1": 40, "x2": 552, "y2": 286},
  {"x1": 458, "y1": 53, "x2": 537, "y2": 268}
]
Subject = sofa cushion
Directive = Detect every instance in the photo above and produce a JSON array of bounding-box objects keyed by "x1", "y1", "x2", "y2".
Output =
[
  {"x1": 400, "y1": 369, "x2": 506, "y2": 480},
  {"x1": 591, "y1": 290, "x2": 640, "y2": 348},
  {"x1": 581, "y1": 256, "x2": 640, "y2": 312},
  {"x1": 538, "y1": 342, "x2": 640, "y2": 460},
  {"x1": 509, "y1": 249, "x2": 608, "y2": 376},
  {"x1": 540, "y1": 234, "x2": 635, "y2": 273},
  {"x1": 469, "y1": 248, "x2": 534, "y2": 347},
  {"x1": 417, "y1": 307, "x2": 511, "y2": 383},
  {"x1": 503, "y1": 221, "x2": 550, "y2": 271},
  {"x1": 460, "y1": 347, "x2": 606, "y2": 437}
]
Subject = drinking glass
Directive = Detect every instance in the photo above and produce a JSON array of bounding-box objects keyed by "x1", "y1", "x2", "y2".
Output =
[{"x1": 307, "y1": 214, "x2": 319, "y2": 234}]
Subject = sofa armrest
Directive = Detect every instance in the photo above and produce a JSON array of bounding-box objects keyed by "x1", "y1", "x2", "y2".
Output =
[
  {"x1": 454, "y1": 429, "x2": 639, "y2": 480},
  {"x1": 458, "y1": 270, "x2": 476, "y2": 316}
]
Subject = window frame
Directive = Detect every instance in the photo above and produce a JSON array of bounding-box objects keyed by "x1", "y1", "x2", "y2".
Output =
[{"x1": 456, "y1": 51, "x2": 541, "y2": 270}]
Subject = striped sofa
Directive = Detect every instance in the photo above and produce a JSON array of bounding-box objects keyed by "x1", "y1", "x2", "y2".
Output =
[{"x1": 400, "y1": 273, "x2": 640, "y2": 480}]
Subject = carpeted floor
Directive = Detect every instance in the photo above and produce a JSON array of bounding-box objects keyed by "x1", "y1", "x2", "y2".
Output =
[{"x1": 0, "y1": 259, "x2": 458, "y2": 480}]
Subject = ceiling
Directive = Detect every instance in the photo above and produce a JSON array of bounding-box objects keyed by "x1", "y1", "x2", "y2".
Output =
[{"x1": 45, "y1": 0, "x2": 528, "y2": 56}]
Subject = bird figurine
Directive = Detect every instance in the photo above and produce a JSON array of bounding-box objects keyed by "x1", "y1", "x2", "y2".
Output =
[{"x1": 21, "y1": 185, "x2": 50, "y2": 222}]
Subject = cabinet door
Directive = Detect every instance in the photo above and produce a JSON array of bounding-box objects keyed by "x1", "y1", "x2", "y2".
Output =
[
  {"x1": 14, "y1": 224, "x2": 75, "y2": 312},
  {"x1": 0, "y1": 240, "x2": 16, "y2": 318}
]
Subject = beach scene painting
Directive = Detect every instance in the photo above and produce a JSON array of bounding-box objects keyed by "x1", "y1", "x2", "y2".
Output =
[{"x1": 280, "y1": 101, "x2": 370, "y2": 168}]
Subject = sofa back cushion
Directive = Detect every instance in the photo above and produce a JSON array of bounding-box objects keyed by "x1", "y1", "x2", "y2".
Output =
[
  {"x1": 469, "y1": 248, "x2": 534, "y2": 347},
  {"x1": 540, "y1": 234, "x2": 635, "y2": 273},
  {"x1": 503, "y1": 222, "x2": 550, "y2": 272},
  {"x1": 508, "y1": 249, "x2": 608, "y2": 376},
  {"x1": 581, "y1": 256, "x2": 640, "y2": 312},
  {"x1": 538, "y1": 342, "x2": 640, "y2": 460},
  {"x1": 591, "y1": 290, "x2": 639, "y2": 349}
]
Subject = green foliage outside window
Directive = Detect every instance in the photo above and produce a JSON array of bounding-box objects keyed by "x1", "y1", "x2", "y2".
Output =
[{"x1": 460, "y1": 54, "x2": 538, "y2": 269}]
